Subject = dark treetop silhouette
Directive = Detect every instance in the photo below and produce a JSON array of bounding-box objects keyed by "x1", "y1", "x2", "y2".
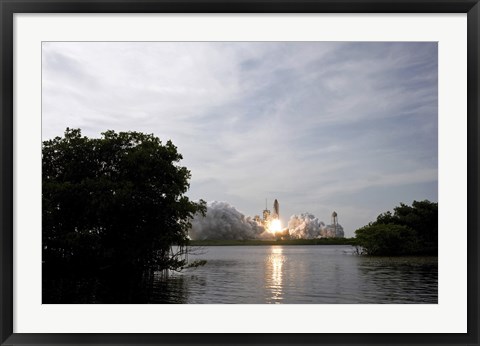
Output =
[
  {"x1": 354, "y1": 200, "x2": 438, "y2": 256},
  {"x1": 42, "y1": 128, "x2": 206, "y2": 276}
]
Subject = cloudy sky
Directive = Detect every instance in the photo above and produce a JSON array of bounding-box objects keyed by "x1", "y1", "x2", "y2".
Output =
[{"x1": 42, "y1": 42, "x2": 438, "y2": 236}]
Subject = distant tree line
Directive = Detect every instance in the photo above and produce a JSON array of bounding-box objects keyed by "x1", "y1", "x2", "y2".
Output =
[
  {"x1": 354, "y1": 200, "x2": 437, "y2": 256},
  {"x1": 43, "y1": 128, "x2": 206, "y2": 276},
  {"x1": 189, "y1": 237, "x2": 356, "y2": 246}
]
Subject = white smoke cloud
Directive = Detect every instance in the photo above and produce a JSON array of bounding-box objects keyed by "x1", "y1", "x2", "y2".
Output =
[
  {"x1": 287, "y1": 213, "x2": 326, "y2": 239},
  {"x1": 190, "y1": 201, "x2": 273, "y2": 240},
  {"x1": 190, "y1": 202, "x2": 344, "y2": 240},
  {"x1": 287, "y1": 212, "x2": 345, "y2": 238}
]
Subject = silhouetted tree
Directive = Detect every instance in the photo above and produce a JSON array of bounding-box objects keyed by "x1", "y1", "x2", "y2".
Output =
[
  {"x1": 355, "y1": 200, "x2": 437, "y2": 256},
  {"x1": 355, "y1": 224, "x2": 419, "y2": 256},
  {"x1": 43, "y1": 128, "x2": 206, "y2": 273}
]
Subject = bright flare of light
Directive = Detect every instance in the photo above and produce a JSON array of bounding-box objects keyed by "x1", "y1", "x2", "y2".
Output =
[{"x1": 269, "y1": 219, "x2": 282, "y2": 233}]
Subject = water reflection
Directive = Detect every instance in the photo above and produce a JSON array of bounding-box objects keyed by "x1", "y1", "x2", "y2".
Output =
[
  {"x1": 149, "y1": 271, "x2": 191, "y2": 303},
  {"x1": 265, "y1": 246, "x2": 285, "y2": 303},
  {"x1": 43, "y1": 246, "x2": 438, "y2": 304},
  {"x1": 356, "y1": 256, "x2": 438, "y2": 303},
  {"x1": 43, "y1": 269, "x2": 193, "y2": 303}
]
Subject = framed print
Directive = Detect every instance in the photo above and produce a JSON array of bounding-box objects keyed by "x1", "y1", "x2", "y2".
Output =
[{"x1": 1, "y1": 0, "x2": 479, "y2": 345}]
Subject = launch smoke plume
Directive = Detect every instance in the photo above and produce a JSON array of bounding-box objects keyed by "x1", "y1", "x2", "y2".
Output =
[
  {"x1": 288, "y1": 213, "x2": 326, "y2": 239},
  {"x1": 288, "y1": 213, "x2": 344, "y2": 238},
  {"x1": 190, "y1": 201, "x2": 273, "y2": 240},
  {"x1": 190, "y1": 202, "x2": 343, "y2": 240}
]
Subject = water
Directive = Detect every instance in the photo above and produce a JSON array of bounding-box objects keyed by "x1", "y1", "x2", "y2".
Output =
[
  {"x1": 43, "y1": 245, "x2": 438, "y2": 304},
  {"x1": 150, "y1": 245, "x2": 437, "y2": 304}
]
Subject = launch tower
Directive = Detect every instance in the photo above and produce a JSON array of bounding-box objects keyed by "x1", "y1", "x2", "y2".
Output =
[{"x1": 262, "y1": 199, "x2": 271, "y2": 222}]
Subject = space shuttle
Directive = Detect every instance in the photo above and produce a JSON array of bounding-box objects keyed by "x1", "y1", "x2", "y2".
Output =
[{"x1": 273, "y1": 199, "x2": 279, "y2": 219}]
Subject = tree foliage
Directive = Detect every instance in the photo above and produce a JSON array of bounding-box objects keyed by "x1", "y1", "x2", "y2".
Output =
[
  {"x1": 354, "y1": 200, "x2": 437, "y2": 256},
  {"x1": 43, "y1": 128, "x2": 206, "y2": 273},
  {"x1": 355, "y1": 224, "x2": 419, "y2": 256}
]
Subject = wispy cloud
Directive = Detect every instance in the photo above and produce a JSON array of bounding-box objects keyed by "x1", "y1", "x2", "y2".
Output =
[{"x1": 42, "y1": 41, "x2": 438, "y2": 236}]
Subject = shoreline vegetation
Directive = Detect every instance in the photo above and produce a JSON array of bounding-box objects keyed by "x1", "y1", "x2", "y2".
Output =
[
  {"x1": 43, "y1": 129, "x2": 206, "y2": 276},
  {"x1": 189, "y1": 238, "x2": 356, "y2": 246},
  {"x1": 354, "y1": 200, "x2": 438, "y2": 256}
]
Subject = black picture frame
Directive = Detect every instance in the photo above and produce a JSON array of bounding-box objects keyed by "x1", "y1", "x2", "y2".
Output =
[{"x1": 1, "y1": 1, "x2": 479, "y2": 345}]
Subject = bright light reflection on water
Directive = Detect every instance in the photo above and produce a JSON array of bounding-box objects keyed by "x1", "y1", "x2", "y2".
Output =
[
  {"x1": 43, "y1": 245, "x2": 438, "y2": 304},
  {"x1": 265, "y1": 246, "x2": 285, "y2": 303}
]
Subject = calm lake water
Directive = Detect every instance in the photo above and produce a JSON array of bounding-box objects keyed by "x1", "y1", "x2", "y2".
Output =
[
  {"x1": 151, "y1": 245, "x2": 437, "y2": 304},
  {"x1": 43, "y1": 245, "x2": 438, "y2": 304}
]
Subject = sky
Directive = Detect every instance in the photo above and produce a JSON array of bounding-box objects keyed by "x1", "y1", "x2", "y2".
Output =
[{"x1": 42, "y1": 42, "x2": 438, "y2": 237}]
